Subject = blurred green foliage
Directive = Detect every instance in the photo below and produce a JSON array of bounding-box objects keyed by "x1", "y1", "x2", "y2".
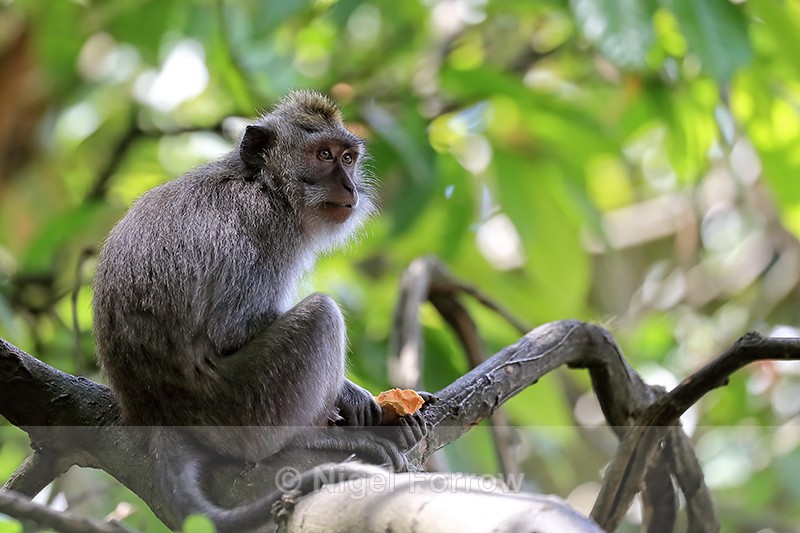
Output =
[{"x1": 1, "y1": 0, "x2": 800, "y2": 531}]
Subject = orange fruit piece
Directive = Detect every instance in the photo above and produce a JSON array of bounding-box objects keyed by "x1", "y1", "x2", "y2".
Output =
[{"x1": 375, "y1": 388, "x2": 425, "y2": 423}]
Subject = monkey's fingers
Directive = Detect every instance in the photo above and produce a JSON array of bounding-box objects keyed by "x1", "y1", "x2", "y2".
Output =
[
  {"x1": 381, "y1": 441, "x2": 410, "y2": 472},
  {"x1": 393, "y1": 420, "x2": 412, "y2": 451},
  {"x1": 336, "y1": 382, "x2": 383, "y2": 428},
  {"x1": 409, "y1": 411, "x2": 428, "y2": 441},
  {"x1": 353, "y1": 396, "x2": 382, "y2": 427},
  {"x1": 365, "y1": 396, "x2": 383, "y2": 426},
  {"x1": 396, "y1": 413, "x2": 427, "y2": 450},
  {"x1": 417, "y1": 391, "x2": 439, "y2": 406}
]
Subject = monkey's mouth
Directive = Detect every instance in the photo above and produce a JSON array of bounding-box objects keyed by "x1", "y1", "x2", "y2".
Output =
[{"x1": 321, "y1": 202, "x2": 354, "y2": 224}]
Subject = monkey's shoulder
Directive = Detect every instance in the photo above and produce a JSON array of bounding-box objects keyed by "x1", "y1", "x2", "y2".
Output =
[
  {"x1": 122, "y1": 165, "x2": 267, "y2": 230},
  {"x1": 101, "y1": 190, "x2": 245, "y2": 281}
]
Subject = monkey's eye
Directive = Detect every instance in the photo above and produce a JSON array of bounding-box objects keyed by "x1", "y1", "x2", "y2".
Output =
[
  {"x1": 317, "y1": 148, "x2": 333, "y2": 161},
  {"x1": 342, "y1": 153, "x2": 354, "y2": 165}
]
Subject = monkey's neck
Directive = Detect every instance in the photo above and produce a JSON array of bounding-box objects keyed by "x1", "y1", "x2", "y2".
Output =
[{"x1": 232, "y1": 184, "x2": 316, "y2": 314}]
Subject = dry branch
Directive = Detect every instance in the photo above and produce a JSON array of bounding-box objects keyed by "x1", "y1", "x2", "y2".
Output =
[
  {"x1": 2, "y1": 324, "x2": 625, "y2": 531},
  {"x1": 0, "y1": 489, "x2": 134, "y2": 533},
  {"x1": 387, "y1": 258, "x2": 717, "y2": 531},
  {"x1": 591, "y1": 332, "x2": 800, "y2": 530}
]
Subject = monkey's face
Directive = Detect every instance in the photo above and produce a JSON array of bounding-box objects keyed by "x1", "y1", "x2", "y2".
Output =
[
  {"x1": 303, "y1": 140, "x2": 361, "y2": 225},
  {"x1": 237, "y1": 91, "x2": 376, "y2": 248}
]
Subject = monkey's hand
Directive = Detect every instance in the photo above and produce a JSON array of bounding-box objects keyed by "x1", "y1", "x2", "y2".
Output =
[
  {"x1": 374, "y1": 389, "x2": 434, "y2": 452},
  {"x1": 388, "y1": 411, "x2": 428, "y2": 452},
  {"x1": 334, "y1": 380, "x2": 383, "y2": 428},
  {"x1": 335, "y1": 383, "x2": 432, "y2": 454}
]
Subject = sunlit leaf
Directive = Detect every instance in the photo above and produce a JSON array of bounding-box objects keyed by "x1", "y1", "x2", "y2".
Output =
[
  {"x1": 671, "y1": 0, "x2": 752, "y2": 82},
  {"x1": 748, "y1": 0, "x2": 800, "y2": 77},
  {"x1": 570, "y1": 0, "x2": 657, "y2": 70},
  {"x1": 106, "y1": 0, "x2": 178, "y2": 63},
  {"x1": 0, "y1": 520, "x2": 22, "y2": 533},
  {"x1": 182, "y1": 514, "x2": 216, "y2": 533},
  {"x1": 493, "y1": 153, "x2": 591, "y2": 319}
]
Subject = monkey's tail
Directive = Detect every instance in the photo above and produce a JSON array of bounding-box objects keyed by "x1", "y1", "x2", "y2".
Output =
[{"x1": 153, "y1": 429, "x2": 373, "y2": 532}]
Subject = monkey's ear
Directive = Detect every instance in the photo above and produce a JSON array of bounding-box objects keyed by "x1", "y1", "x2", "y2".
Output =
[{"x1": 239, "y1": 124, "x2": 275, "y2": 169}]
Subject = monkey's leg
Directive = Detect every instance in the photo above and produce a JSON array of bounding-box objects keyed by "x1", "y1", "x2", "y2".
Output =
[
  {"x1": 195, "y1": 292, "x2": 347, "y2": 462},
  {"x1": 191, "y1": 290, "x2": 429, "y2": 468}
]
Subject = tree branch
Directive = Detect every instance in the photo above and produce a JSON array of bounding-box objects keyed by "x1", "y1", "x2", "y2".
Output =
[
  {"x1": 2, "y1": 450, "x2": 70, "y2": 498},
  {"x1": 0, "y1": 489, "x2": 135, "y2": 533},
  {"x1": 385, "y1": 258, "x2": 717, "y2": 532},
  {"x1": 279, "y1": 467, "x2": 604, "y2": 533},
  {"x1": 84, "y1": 112, "x2": 227, "y2": 204},
  {"x1": 0, "y1": 322, "x2": 611, "y2": 529},
  {"x1": 3, "y1": 321, "x2": 798, "y2": 531},
  {"x1": 591, "y1": 332, "x2": 800, "y2": 530}
]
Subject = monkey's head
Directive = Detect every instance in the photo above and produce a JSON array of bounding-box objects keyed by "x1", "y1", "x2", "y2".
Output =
[{"x1": 239, "y1": 90, "x2": 376, "y2": 249}]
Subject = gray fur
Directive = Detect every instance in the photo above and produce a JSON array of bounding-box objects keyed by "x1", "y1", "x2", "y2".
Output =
[
  {"x1": 92, "y1": 92, "x2": 427, "y2": 530},
  {"x1": 93, "y1": 91, "x2": 377, "y2": 460}
]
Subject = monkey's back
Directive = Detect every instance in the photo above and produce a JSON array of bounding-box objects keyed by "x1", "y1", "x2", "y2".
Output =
[{"x1": 93, "y1": 158, "x2": 303, "y2": 426}]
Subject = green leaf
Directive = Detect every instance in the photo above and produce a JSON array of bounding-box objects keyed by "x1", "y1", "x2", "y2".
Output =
[
  {"x1": 436, "y1": 155, "x2": 475, "y2": 260},
  {"x1": 251, "y1": 0, "x2": 313, "y2": 36},
  {"x1": 671, "y1": 0, "x2": 752, "y2": 83},
  {"x1": 493, "y1": 153, "x2": 591, "y2": 319},
  {"x1": 0, "y1": 520, "x2": 22, "y2": 533},
  {"x1": 361, "y1": 100, "x2": 438, "y2": 236},
  {"x1": 206, "y1": 7, "x2": 256, "y2": 113},
  {"x1": 106, "y1": 0, "x2": 178, "y2": 63},
  {"x1": 22, "y1": 203, "x2": 106, "y2": 273},
  {"x1": 440, "y1": 68, "x2": 618, "y2": 169},
  {"x1": 570, "y1": 0, "x2": 658, "y2": 70},
  {"x1": 29, "y1": 0, "x2": 86, "y2": 91},
  {"x1": 644, "y1": 83, "x2": 716, "y2": 182},
  {"x1": 748, "y1": 0, "x2": 800, "y2": 77},
  {"x1": 182, "y1": 514, "x2": 216, "y2": 533}
]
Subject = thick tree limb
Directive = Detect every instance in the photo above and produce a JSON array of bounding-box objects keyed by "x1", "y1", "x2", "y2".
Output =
[
  {"x1": 0, "y1": 322, "x2": 607, "y2": 530},
  {"x1": 413, "y1": 321, "x2": 613, "y2": 460},
  {"x1": 2, "y1": 322, "x2": 798, "y2": 531},
  {"x1": 0, "y1": 337, "x2": 119, "y2": 428},
  {"x1": 279, "y1": 466, "x2": 603, "y2": 533}
]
